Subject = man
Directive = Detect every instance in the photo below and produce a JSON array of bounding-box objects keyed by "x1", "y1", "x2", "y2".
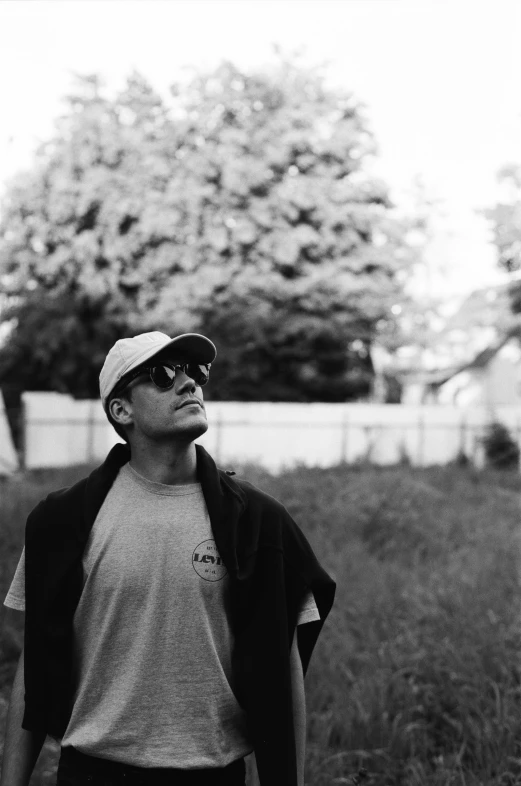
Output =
[{"x1": 1, "y1": 331, "x2": 336, "y2": 786}]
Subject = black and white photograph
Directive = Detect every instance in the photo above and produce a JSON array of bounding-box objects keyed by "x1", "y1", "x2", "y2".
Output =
[{"x1": 0, "y1": 1, "x2": 520, "y2": 785}]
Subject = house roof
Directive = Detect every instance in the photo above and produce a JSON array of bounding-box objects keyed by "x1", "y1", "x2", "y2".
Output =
[
  {"x1": 397, "y1": 325, "x2": 521, "y2": 388},
  {"x1": 395, "y1": 281, "x2": 521, "y2": 388},
  {"x1": 431, "y1": 326, "x2": 521, "y2": 389}
]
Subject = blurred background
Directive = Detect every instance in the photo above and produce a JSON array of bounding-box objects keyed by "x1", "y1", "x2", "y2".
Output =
[
  {"x1": 1, "y1": 0, "x2": 521, "y2": 473},
  {"x1": 2, "y1": 3, "x2": 521, "y2": 786}
]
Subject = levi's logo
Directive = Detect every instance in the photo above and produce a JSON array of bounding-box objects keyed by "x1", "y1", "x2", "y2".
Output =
[{"x1": 192, "y1": 540, "x2": 227, "y2": 582}]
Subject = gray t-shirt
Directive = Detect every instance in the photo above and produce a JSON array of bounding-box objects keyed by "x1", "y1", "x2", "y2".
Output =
[{"x1": 5, "y1": 464, "x2": 319, "y2": 768}]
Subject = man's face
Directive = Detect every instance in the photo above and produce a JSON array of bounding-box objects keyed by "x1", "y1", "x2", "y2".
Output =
[{"x1": 115, "y1": 349, "x2": 209, "y2": 444}]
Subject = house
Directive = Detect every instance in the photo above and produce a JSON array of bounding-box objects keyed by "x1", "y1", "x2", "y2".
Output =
[
  {"x1": 401, "y1": 330, "x2": 521, "y2": 406},
  {"x1": 397, "y1": 283, "x2": 521, "y2": 407}
]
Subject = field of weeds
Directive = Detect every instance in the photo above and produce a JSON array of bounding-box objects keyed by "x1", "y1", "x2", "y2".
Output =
[{"x1": 1, "y1": 460, "x2": 521, "y2": 786}]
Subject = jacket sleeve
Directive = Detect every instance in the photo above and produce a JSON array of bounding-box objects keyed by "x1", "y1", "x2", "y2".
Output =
[
  {"x1": 23, "y1": 499, "x2": 50, "y2": 732},
  {"x1": 281, "y1": 510, "x2": 336, "y2": 676}
]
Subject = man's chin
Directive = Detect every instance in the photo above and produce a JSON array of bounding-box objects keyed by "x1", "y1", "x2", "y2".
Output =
[{"x1": 175, "y1": 418, "x2": 209, "y2": 441}]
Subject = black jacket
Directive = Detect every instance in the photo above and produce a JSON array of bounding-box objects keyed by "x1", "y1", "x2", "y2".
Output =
[{"x1": 23, "y1": 443, "x2": 336, "y2": 786}]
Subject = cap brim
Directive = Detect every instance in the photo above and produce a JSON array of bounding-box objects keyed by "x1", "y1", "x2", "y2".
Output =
[{"x1": 147, "y1": 333, "x2": 217, "y2": 365}]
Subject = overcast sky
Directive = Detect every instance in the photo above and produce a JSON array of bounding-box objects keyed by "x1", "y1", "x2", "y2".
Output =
[{"x1": 0, "y1": 0, "x2": 520, "y2": 300}]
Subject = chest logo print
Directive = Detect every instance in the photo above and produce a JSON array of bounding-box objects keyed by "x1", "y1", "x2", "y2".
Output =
[{"x1": 192, "y1": 540, "x2": 228, "y2": 582}]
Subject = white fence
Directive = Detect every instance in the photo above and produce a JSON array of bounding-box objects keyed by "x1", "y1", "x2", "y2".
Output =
[{"x1": 19, "y1": 392, "x2": 521, "y2": 473}]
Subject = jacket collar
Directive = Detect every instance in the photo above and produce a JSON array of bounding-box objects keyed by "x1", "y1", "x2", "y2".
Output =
[{"x1": 82, "y1": 442, "x2": 247, "y2": 577}]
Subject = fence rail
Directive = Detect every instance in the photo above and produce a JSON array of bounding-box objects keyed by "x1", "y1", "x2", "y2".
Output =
[{"x1": 10, "y1": 393, "x2": 521, "y2": 473}]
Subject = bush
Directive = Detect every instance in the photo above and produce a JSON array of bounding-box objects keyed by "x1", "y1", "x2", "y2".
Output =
[{"x1": 482, "y1": 421, "x2": 520, "y2": 470}]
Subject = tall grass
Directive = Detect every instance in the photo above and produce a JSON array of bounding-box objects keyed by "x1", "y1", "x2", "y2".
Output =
[{"x1": 1, "y1": 461, "x2": 520, "y2": 786}]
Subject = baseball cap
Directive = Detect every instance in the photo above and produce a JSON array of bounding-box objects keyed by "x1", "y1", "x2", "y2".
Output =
[{"x1": 99, "y1": 331, "x2": 217, "y2": 410}]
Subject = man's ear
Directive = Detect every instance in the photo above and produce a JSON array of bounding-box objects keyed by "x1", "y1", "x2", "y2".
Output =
[{"x1": 109, "y1": 396, "x2": 134, "y2": 428}]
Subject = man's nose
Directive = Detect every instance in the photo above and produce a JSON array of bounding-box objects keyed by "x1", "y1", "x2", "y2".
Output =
[{"x1": 175, "y1": 370, "x2": 197, "y2": 394}]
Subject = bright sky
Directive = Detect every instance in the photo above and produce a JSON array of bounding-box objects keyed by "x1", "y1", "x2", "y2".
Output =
[{"x1": 0, "y1": 0, "x2": 520, "y2": 301}]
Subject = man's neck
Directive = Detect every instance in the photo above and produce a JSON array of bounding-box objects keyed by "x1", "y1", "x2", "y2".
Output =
[{"x1": 128, "y1": 441, "x2": 198, "y2": 485}]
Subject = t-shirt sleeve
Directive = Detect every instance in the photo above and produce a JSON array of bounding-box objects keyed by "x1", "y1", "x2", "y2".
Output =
[
  {"x1": 4, "y1": 546, "x2": 26, "y2": 611},
  {"x1": 296, "y1": 589, "x2": 320, "y2": 626}
]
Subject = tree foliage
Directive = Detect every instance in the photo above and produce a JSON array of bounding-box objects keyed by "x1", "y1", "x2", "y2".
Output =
[{"x1": 0, "y1": 57, "x2": 419, "y2": 401}]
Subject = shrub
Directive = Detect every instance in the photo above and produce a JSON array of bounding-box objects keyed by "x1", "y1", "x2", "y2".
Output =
[{"x1": 482, "y1": 421, "x2": 520, "y2": 470}]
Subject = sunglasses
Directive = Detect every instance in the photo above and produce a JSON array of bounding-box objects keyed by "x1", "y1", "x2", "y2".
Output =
[{"x1": 119, "y1": 362, "x2": 211, "y2": 393}]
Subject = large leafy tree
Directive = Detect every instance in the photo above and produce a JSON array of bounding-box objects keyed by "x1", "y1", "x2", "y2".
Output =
[{"x1": 0, "y1": 56, "x2": 418, "y2": 402}]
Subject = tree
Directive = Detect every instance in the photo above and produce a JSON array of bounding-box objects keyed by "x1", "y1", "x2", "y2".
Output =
[{"x1": 0, "y1": 56, "x2": 419, "y2": 402}]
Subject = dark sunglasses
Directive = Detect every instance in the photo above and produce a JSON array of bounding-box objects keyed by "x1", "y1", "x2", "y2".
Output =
[{"x1": 120, "y1": 362, "x2": 211, "y2": 393}]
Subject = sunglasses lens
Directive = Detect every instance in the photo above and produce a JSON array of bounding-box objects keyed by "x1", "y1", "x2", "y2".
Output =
[
  {"x1": 150, "y1": 365, "x2": 176, "y2": 388},
  {"x1": 186, "y1": 363, "x2": 210, "y2": 386},
  {"x1": 149, "y1": 363, "x2": 210, "y2": 388}
]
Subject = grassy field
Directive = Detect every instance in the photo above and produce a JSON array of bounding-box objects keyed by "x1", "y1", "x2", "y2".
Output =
[{"x1": 1, "y1": 460, "x2": 521, "y2": 786}]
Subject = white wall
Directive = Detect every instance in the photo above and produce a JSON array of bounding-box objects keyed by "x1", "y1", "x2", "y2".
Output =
[
  {"x1": 21, "y1": 392, "x2": 521, "y2": 472},
  {"x1": 23, "y1": 393, "x2": 121, "y2": 469}
]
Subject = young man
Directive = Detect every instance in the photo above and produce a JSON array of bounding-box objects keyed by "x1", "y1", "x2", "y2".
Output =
[{"x1": 1, "y1": 331, "x2": 336, "y2": 786}]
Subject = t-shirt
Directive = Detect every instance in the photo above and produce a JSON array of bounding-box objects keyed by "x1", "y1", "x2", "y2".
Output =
[{"x1": 4, "y1": 464, "x2": 320, "y2": 768}]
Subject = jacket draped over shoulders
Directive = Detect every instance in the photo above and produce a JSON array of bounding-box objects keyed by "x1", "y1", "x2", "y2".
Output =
[{"x1": 23, "y1": 443, "x2": 336, "y2": 786}]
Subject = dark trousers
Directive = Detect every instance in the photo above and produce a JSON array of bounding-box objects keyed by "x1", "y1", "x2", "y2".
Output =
[{"x1": 56, "y1": 746, "x2": 246, "y2": 786}]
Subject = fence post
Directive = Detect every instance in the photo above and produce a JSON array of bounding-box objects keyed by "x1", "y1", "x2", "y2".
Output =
[
  {"x1": 459, "y1": 415, "x2": 466, "y2": 460},
  {"x1": 364, "y1": 425, "x2": 374, "y2": 463},
  {"x1": 340, "y1": 409, "x2": 349, "y2": 463},
  {"x1": 86, "y1": 401, "x2": 96, "y2": 465},
  {"x1": 19, "y1": 396, "x2": 27, "y2": 472},
  {"x1": 418, "y1": 412, "x2": 425, "y2": 467}
]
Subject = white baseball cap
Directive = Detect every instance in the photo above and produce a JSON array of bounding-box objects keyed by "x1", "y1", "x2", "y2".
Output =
[{"x1": 99, "y1": 331, "x2": 217, "y2": 410}]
